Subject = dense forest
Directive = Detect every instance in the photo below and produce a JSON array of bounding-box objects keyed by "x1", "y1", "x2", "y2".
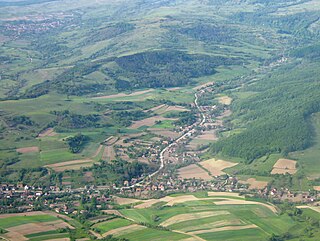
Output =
[{"x1": 210, "y1": 61, "x2": 320, "y2": 162}]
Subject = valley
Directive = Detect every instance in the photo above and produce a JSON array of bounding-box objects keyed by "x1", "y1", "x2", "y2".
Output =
[{"x1": 0, "y1": 0, "x2": 320, "y2": 240}]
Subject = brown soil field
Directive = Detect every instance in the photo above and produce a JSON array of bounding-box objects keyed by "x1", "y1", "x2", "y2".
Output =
[
  {"x1": 178, "y1": 164, "x2": 212, "y2": 180},
  {"x1": 218, "y1": 96, "x2": 232, "y2": 105},
  {"x1": 190, "y1": 224, "x2": 257, "y2": 235},
  {"x1": 137, "y1": 157, "x2": 150, "y2": 164},
  {"x1": 148, "y1": 129, "x2": 180, "y2": 138},
  {"x1": 3, "y1": 231, "x2": 27, "y2": 241},
  {"x1": 160, "y1": 211, "x2": 229, "y2": 227},
  {"x1": 16, "y1": 146, "x2": 39, "y2": 154},
  {"x1": 0, "y1": 211, "x2": 46, "y2": 219},
  {"x1": 313, "y1": 186, "x2": 320, "y2": 191},
  {"x1": 84, "y1": 171, "x2": 94, "y2": 182},
  {"x1": 45, "y1": 160, "x2": 94, "y2": 171},
  {"x1": 93, "y1": 89, "x2": 153, "y2": 99},
  {"x1": 102, "y1": 224, "x2": 146, "y2": 237},
  {"x1": 207, "y1": 192, "x2": 244, "y2": 198},
  {"x1": 196, "y1": 130, "x2": 218, "y2": 140},
  {"x1": 102, "y1": 146, "x2": 116, "y2": 161},
  {"x1": 102, "y1": 210, "x2": 124, "y2": 217},
  {"x1": 52, "y1": 163, "x2": 93, "y2": 172},
  {"x1": 2, "y1": 212, "x2": 74, "y2": 241},
  {"x1": 114, "y1": 197, "x2": 141, "y2": 205},
  {"x1": 130, "y1": 116, "x2": 177, "y2": 129},
  {"x1": 38, "y1": 128, "x2": 57, "y2": 137},
  {"x1": 104, "y1": 136, "x2": 118, "y2": 145},
  {"x1": 144, "y1": 104, "x2": 166, "y2": 113},
  {"x1": 134, "y1": 199, "x2": 159, "y2": 209},
  {"x1": 45, "y1": 159, "x2": 93, "y2": 168},
  {"x1": 213, "y1": 198, "x2": 278, "y2": 213},
  {"x1": 200, "y1": 158, "x2": 238, "y2": 176},
  {"x1": 271, "y1": 159, "x2": 297, "y2": 175},
  {"x1": 239, "y1": 178, "x2": 268, "y2": 190}
]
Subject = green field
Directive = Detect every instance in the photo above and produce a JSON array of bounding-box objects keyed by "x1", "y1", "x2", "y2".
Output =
[
  {"x1": 106, "y1": 192, "x2": 320, "y2": 241},
  {"x1": 93, "y1": 218, "x2": 132, "y2": 233},
  {"x1": 0, "y1": 215, "x2": 58, "y2": 229}
]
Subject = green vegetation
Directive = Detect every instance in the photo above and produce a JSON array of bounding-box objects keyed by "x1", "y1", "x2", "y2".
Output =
[
  {"x1": 93, "y1": 218, "x2": 132, "y2": 233},
  {"x1": 66, "y1": 134, "x2": 89, "y2": 153},
  {"x1": 0, "y1": 215, "x2": 58, "y2": 229}
]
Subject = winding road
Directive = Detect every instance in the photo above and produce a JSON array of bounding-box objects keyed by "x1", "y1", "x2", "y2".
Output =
[{"x1": 116, "y1": 89, "x2": 208, "y2": 190}]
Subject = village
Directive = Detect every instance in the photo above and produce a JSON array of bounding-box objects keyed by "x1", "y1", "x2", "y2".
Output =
[{"x1": 0, "y1": 83, "x2": 319, "y2": 216}]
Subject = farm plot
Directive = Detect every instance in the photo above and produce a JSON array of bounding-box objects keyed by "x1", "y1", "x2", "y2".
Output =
[
  {"x1": 239, "y1": 178, "x2": 268, "y2": 190},
  {"x1": 187, "y1": 130, "x2": 218, "y2": 150},
  {"x1": 44, "y1": 159, "x2": 94, "y2": 172},
  {"x1": 146, "y1": 104, "x2": 189, "y2": 115},
  {"x1": 101, "y1": 146, "x2": 116, "y2": 161},
  {"x1": 148, "y1": 128, "x2": 180, "y2": 138},
  {"x1": 178, "y1": 164, "x2": 212, "y2": 180},
  {"x1": 93, "y1": 218, "x2": 133, "y2": 234},
  {"x1": 0, "y1": 212, "x2": 73, "y2": 241},
  {"x1": 200, "y1": 158, "x2": 238, "y2": 176},
  {"x1": 117, "y1": 192, "x2": 292, "y2": 241},
  {"x1": 16, "y1": 146, "x2": 39, "y2": 154},
  {"x1": 92, "y1": 89, "x2": 154, "y2": 99},
  {"x1": 217, "y1": 96, "x2": 232, "y2": 105},
  {"x1": 271, "y1": 158, "x2": 297, "y2": 175},
  {"x1": 38, "y1": 128, "x2": 57, "y2": 137},
  {"x1": 130, "y1": 116, "x2": 177, "y2": 129}
]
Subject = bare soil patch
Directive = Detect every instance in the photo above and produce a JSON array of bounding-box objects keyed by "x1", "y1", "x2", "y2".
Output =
[
  {"x1": 38, "y1": 128, "x2": 57, "y2": 137},
  {"x1": 313, "y1": 186, "x2": 320, "y2": 191},
  {"x1": 45, "y1": 160, "x2": 94, "y2": 172},
  {"x1": 102, "y1": 224, "x2": 146, "y2": 237},
  {"x1": 239, "y1": 178, "x2": 268, "y2": 190},
  {"x1": 134, "y1": 199, "x2": 159, "y2": 209},
  {"x1": 102, "y1": 210, "x2": 124, "y2": 217},
  {"x1": 0, "y1": 211, "x2": 46, "y2": 219},
  {"x1": 93, "y1": 89, "x2": 153, "y2": 99},
  {"x1": 271, "y1": 159, "x2": 297, "y2": 175},
  {"x1": 218, "y1": 96, "x2": 232, "y2": 105},
  {"x1": 160, "y1": 211, "x2": 229, "y2": 227},
  {"x1": 102, "y1": 146, "x2": 116, "y2": 161},
  {"x1": 52, "y1": 163, "x2": 93, "y2": 172},
  {"x1": 181, "y1": 220, "x2": 243, "y2": 232},
  {"x1": 178, "y1": 164, "x2": 212, "y2": 180},
  {"x1": 200, "y1": 158, "x2": 238, "y2": 176},
  {"x1": 45, "y1": 159, "x2": 93, "y2": 168},
  {"x1": 130, "y1": 116, "x2": 177, "y2": 129},
  {"x1": 144, "y1": 104, "x2": 166, "y2": 113},
  {"x1": 207, "y1": 192, "x2": 243, "y2": 198},
  {"x1": 190, "y1": 224, "x2": 257, "y2": 234},
  {"x1": 114, "y1": 197, "x2": 141, "y2": 205},
  {"x1": 16, "y1": 146, "x2": 39, "y2": 154},
  {"x1": 196, "y1": 130, "x2": 218, "y2": 141},
  {"x1": 148, "y1": 129, "x2": 180, "y2": 138}
]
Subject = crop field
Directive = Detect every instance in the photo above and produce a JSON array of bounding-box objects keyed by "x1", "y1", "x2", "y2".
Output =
[
  {"x1": 0, "y1": 212, "x2": 73, "y2": 241},
  {"x1": 96, "y1": 192, "x2": 318, "y2": 241}
]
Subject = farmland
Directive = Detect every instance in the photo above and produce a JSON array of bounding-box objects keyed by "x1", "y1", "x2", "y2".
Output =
[
  {"x1": 1, "y1": 0, "x2": 320, "y2": 240},
  {"x1": 0, "y1": 212, "x2": 74, "y2": 241},
  {"x1": 103, "y1": 192, "x2": 319, "y2": 241}
]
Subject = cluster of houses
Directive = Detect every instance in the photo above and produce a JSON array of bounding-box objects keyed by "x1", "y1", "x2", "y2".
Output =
[{"x1": 3, "y1": 13, "x2": 75, "y2": 37}]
